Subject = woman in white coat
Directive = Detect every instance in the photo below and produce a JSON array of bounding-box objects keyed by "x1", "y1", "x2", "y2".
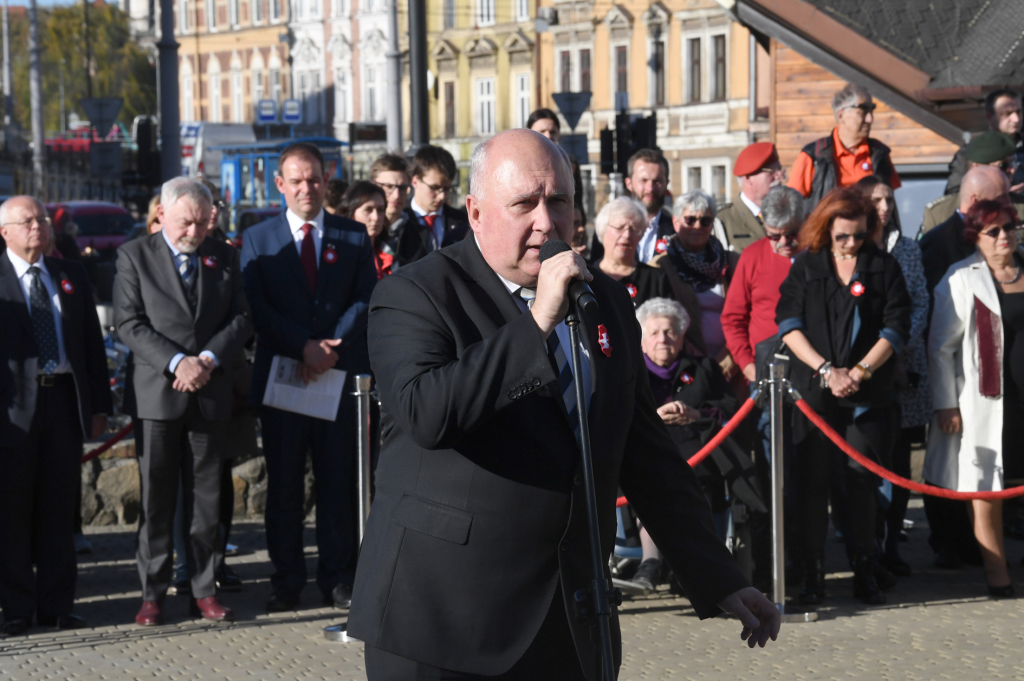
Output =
[{"x1": 927, "y1": 200, "x2": 1023, "y2": 598}]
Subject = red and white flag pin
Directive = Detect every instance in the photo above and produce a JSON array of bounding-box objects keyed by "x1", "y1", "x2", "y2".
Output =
[
  {"x1": 202, "y1": 255, "x2": 217, "y2": 268},
  {"x1": 680, "y1": 373, "x2": 693, "y2": 385},
  {"x1": 626, "y1": 283, "x2": 637, "y2": 298},
  {"x1": 60, "y1": 279, "x2": 74, "y2": 294},
  {"x1": 323, "y1": 244, "x2": 338, "y2": 264},
  {"x1": 597, "y1": 324, "x2": 612, "y2": 357},
  {"x1": 654, "y1": 238, "x2": 668, "y2": 254},
  {"x1": 851, "y1": 281, "x2": 866, "y2": 297}
]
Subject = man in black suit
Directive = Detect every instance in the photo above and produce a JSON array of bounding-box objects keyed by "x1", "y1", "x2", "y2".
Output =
[
  {"x1": 0, "y1": 196, "x2": 111, "y2": 635},
  {"x1": 114, "y1": 178, "x2": 253, "y2": 626},
  {"x1": 240, "y1": 143, "x2": 377, "y2": 612},
  {"x1": 391, "y1": 144, "x2": 469, "y2": 266},
  {"x1": 349, "y1": 130, "x2": 780, "y2": 679}
]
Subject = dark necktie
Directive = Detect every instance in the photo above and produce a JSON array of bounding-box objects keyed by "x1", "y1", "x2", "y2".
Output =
[
  {"x1": 756, "y1": 211, "x2": 764, "y2": 226},
  {"x1": 517, "y1": 287, "x2": 580, "y2": 441},
  {"x1": 300, "y1": 223, "x2": 318, "y2": 294},
  {"x1": 176, "y1": 252, "x2": 196, "y2": 289},
  {"x1": 27, "y1": 266, "x2": 60, "y2": 374}
]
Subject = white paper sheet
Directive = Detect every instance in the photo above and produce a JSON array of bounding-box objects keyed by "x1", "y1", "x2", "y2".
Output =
[{"x1": 262, "y1": 355, "x2": 347, "y2": 421}]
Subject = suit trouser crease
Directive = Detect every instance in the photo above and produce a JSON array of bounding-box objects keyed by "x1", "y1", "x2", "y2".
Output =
[
  {"x1": 0, "y1": 381, "x2": 81, "y2": 621},
  {"x1": 261, "y1": 404, "x2": 358, "y2": 596},
  {"x1": 136, "y1": 398, "x2": 224, "y2": 601}
]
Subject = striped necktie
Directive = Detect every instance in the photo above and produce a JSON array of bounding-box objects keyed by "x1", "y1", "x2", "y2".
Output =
[
  {"x1": 518, "y1": 287, "x2": 582, "y2": 442},
  {"x1": 176, "y1": 252, "x2": 196, "y2": 289}
]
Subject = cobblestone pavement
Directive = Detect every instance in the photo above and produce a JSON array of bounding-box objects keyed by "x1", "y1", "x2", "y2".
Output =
[{"x1": 4, "y1": 499, "x2": 1024, "y2": 680}]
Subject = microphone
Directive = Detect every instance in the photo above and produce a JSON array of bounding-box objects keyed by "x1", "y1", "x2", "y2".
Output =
[{"x1": 538, "y1": 239, "x2": 599, "y2": 316}]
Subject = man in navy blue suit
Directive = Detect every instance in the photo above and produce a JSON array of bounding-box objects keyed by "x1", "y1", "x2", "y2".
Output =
[{"x1": 240, "y1": 142, "x2": 377, "y2": 612}]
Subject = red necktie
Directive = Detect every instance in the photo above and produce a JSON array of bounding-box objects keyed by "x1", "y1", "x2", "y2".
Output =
[
  {"x1": 423, "y1": 214, "x2": 437, "y2": 228},
  {"x1": 300, "y1": 223, "x2": 318, "y2": 294}
]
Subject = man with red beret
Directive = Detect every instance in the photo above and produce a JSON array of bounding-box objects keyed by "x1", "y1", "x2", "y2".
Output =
[{"x1": 716, "y1": 142, "x2": 785, "y2": 253}]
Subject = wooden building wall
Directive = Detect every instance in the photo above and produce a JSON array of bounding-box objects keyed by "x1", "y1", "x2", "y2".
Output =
[{"x1": 771, "y1": 43, "x2": 959, "y2": 169}]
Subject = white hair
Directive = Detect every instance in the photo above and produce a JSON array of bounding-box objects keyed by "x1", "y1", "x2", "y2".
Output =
[
  {"x1": 831, "y1": 83, "x2": 872, "y2": 116},
  {"x1": 0, "y1": 196, "x2": 44, "y2": 226},
  {"x1": 672, "y1": 188, "x2": 717, "y2": 219},
  {"x1": 594, "y1": 197, "x2": 647, "y2": 241},
  {"x1": 468, "y1": 131, "x2": 573, "y2": 201},
  {"x1": 161, "y1": 177, "x2": 213, "y2": 210},
  {"x1": 636, "y1": 297, "x2": 690, "y2": 337}
]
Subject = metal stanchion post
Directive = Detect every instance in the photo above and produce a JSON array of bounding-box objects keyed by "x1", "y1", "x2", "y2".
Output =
[
  {"x1": 325, "y1": 374, "x2": 376, "y2": 642},
  {"x1": 767, "y1": 361, "x2": 816, "y2": 623}
]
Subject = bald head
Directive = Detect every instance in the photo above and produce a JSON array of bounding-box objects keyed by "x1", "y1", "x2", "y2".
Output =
[
  {"x1": 960, "y1": 165, "x2": 1010, "y2": 213},
  {"x1": 465, "y1": 129, "x2": 576, "y2": 286}
]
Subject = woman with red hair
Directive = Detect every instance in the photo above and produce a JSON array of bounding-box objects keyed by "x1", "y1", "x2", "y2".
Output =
[
  {"x1": 927, "y1": 200, "x2": 1022, "y2": 598},
  {"x1": 776, "y1": 187, "x2": 911, "y2": 605}
]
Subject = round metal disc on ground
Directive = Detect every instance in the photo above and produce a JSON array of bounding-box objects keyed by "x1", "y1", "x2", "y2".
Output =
[{"x1": 323, "y1": 622, "x2": 360, "y2": 642}]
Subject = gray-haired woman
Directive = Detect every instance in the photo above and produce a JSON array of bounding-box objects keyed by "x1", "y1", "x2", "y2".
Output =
[
  {"x1": 595, "y1": 197, "x2": 677, "y2": 308},
  {"x1": 652, "y1": 189, "x2": 741, "y2": 378}
]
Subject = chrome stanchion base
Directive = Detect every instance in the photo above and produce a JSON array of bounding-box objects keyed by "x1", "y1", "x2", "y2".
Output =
[
  {"x1": 323, "y1": 622, "x2": 361, "y2": 642},
  {"x1": 781, "y1": 611, "x2": 818, "y2": 623}
]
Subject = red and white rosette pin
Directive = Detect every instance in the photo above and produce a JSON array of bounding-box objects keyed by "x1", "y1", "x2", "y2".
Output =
[
  {"x1": 680, "y1": 373, "x2": 693, "y2": 385},
  {"x1": 202, "y1": 255, "x2": 217, "y2": 268},
  {"x1": 850, "y1": 281, "x2": 866, "y2": 297},
  {"x1": 597, "y1": 324, "x2": 612, "y2": 357},
  {"x1": 60, "y1": 279, "x2": 74, "y2": 294},
  {"x1": 626, "y1": 283, "x2": 637, "y2": 298},
  {"x1": 323, "y1": 244, "x2": 338, "y2": 264},
  {"x1": 654, "y1": 238, "x2": 669, "y2": 254}
]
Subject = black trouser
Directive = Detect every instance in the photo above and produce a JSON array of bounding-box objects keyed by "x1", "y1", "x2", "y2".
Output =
[
  {"x1": 797, "y1": 407, "x2": 896, "y2": 562},
  {"x1": 0, "y1": 378, "x2": 82, "y2": 622},
  {"x1": 883, "y1": 426, "x2": 923, "y2": 554},
  {"x1": 136, "y1": 398, "x2": 224, "y2": 601},
  {"x1": 364, "y1": 583, "x2": 590, "y2": 681},
  {"x1": 261, "y1": 401, "x2": 357, "y2": 598}
]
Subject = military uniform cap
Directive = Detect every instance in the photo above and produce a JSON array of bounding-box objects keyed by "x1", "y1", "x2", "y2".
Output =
[
  {"x1": 964, "y1": 132, "x2": 1016, "y2": 164},
  {"x1": 734, "y1": 142, "x2": 780, "y2": 177}
]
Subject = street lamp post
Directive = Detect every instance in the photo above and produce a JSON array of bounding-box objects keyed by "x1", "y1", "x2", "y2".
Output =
[
  {"x1": 28, "y1": 0, "x2": 45, "y2": 188},
  {"x1": 157, "y1": 0, "x2": 181, "y2": 183}
]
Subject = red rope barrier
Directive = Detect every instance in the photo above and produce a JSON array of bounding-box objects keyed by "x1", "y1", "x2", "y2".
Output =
[
  {"x1": 793, "y1": 398, "x2": 1024, "y2": 501},
  {"x1": 81, "y1": 423, "x2": 134, "y2": 465},
  {"x1": 616, "y1": 396, "x2": 758, "y2": 508}
]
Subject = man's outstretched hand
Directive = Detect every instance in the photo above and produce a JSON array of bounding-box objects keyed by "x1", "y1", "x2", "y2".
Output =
[{"x1": 718, "y1": 586, "x2": 781, "y2": 648}]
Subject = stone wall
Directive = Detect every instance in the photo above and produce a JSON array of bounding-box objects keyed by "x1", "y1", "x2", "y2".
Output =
[{"x1": 81, "y1": 437, "x2": 316, "y2": 526}]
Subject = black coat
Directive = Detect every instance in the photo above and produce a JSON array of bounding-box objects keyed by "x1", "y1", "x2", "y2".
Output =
[
  {"x1": 615, "y1": 261, "x2": 675, "y2": 309},
  {"x1": 776, "y1": 245, "x2": 910, "y2": 411},
  {"x1": 0, "y1": 255, "x2": 112, "y2": 445},
  {"x1": 919, "y1": 211, "x2": 973, "y2": 297},
  {"x1": 349, "y1": 237, "x2": 747, "y2": 677},
  {"x1": 392, "y1": 204, "x2": 470, "y2": 266}
]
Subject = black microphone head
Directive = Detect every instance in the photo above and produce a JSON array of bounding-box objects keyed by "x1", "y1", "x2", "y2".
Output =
[{"x1": 539, "y1": 239, "x2": 571, "y2": 263}]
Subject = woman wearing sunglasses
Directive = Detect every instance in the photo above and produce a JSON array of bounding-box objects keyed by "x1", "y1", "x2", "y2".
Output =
[
  {"x1": 651, "y1": 189, "x2": 740, "y2": 378},
  {"x1": 776, "y1": 187, "x2": 910, "y2": 605},
  {"x1": 927, "y1": 200, "x2": 1024, "y2": 598}
]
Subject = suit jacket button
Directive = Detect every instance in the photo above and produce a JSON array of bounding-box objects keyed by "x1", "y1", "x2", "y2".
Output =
[
  {"x1": 560, "y1": 541, "x2": 568, "y2": 552},
  {"x1": 508, "y1": 391, "x2": 516, "y2": 400},
  {"x1": 573, "y1": 474, "x2": 582, "y2": 486},
  {"x1": 532, "y1": 378, "x2": 541, "y2": 387}
]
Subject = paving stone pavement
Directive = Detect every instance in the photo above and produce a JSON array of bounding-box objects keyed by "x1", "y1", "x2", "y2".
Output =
[{"x1": 4, "y1": 499, "x2": 1024, "y2": 680}]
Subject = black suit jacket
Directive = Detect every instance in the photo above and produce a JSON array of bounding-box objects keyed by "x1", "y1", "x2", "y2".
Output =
[
  {"x1": 348, "y1": 237, "x2": 747, "y2": 676},
  {"x1": 392, "y1": 204, "x2": 470, "y2": 267},
  {"x1": 920, "y1": 211, "x2": 974, "y2": 298},
  {"x1": 113, "y1": 234, "x2": 253, "y2": 422},
  {"x1": 0, "y1": 255, "x2": 111, "y2": 446}
]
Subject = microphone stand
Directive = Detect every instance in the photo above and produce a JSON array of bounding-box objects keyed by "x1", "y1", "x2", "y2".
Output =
[{"x1": 566, "y1": 305, "x2": 618, "y2": 681}]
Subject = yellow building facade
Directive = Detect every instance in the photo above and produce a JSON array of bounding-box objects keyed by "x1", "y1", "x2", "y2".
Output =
[{"x1": 538, "y1": 0, "x2": 767, "y2": 214}]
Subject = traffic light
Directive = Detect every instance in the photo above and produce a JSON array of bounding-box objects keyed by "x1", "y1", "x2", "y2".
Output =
[{"x1": 599, "y1": 113, "x2": 659, "y2": 176}]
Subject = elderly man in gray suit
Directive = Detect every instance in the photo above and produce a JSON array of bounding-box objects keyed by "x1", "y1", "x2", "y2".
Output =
[{"x1": 114, "y1": 178, "x2": 252, "y2": 626}]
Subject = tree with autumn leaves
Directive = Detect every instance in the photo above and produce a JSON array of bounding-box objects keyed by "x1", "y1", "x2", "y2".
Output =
[{"x1": 8, "y1": 0, "x2": 155, "y2": 135}]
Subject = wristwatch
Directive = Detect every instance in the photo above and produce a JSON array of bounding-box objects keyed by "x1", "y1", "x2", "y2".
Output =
[{"x1": 856, "y1": 361, "x2": 873, "y2": 381}]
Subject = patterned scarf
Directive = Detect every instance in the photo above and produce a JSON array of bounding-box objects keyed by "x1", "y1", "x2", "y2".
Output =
[{"x1": 667, "y1": 235, "x2": 728, "y2": 293}]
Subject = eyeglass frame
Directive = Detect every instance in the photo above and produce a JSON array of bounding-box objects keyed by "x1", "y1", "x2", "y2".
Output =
[
  {"x1": 1, "y1": 216, "x2": 52, "y2": 229},
  {"x1": 980, "y1": 223, "x2": 1020, "y2": 239},
  {"x1": 843, "y1": 102, "x2": 877, "y2": 115},
  {"x1": 765, "y1": 228, "x2": 799, "y2": 242},
  {"x1": 680, "y1": 215, "x2": 715, "y2": 228},
  {"x1": 833, "y1": 231, "x2": 869, "y2": 243},
  {"x1": 377, "y1": 181, "x2": 411, "y2": 195}
]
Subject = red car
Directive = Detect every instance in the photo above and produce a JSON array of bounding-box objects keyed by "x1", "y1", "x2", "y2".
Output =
[{"x1": 47, "y1": 201, "x2": 135, "y2": 257}]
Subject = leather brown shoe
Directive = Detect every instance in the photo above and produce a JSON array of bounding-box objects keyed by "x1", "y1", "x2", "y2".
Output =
[
  {"x1": 135, "y1": 601, "x2": 164, "y2": 627},
  {"x1": 192, "y1": 596, "x2": 233, "y2": 622}
]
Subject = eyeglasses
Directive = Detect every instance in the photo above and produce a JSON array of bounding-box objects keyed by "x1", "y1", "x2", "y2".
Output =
[
  {"x1": 980, "y1": 223, "x2": 1019, "y2": 239},
  {"x1": 681, "y1": 215, "x2": 715, "y2": 228},
  {"x1": 845, "y1": 102, "x2": 877, "y2": 114},
  {"x1": 420, "y1": 181, "x2": 454, "y2": 195},
  {"x1": 834, "y1": 231, "x2": 869, "y2": 243},
  {"x1": 1, "y1": 216, "x2": 51, "y2": 229},
  {"x1": 607, "y1": 222, "x2": 640, "y2": 234},
  {"x1": 766, "y1": 230, "x2": 799, "y2": 242},
  {"x1": 377, "y1": 182, "x2": 411, "y2": 195}
]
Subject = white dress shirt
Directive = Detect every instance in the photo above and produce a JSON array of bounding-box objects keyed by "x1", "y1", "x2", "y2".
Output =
[
  {"x1": 739, "y1": 191, "x2": 761, "y2": 219},
  {"x1": 636, "y1": 211, "x2": 663, "y2": 264},
  {"x1": 161, "y1": 231, "x2": 219, "y2": 374},
  {"x1": 411, "y1": 199, "x2": 445, "y2": 250},
  {"x1": 286, "y1": 207, "x2": 325, "y2": 264},
  {"x1": 6, "y1": 249, "x2": 70, "y2": 374}
]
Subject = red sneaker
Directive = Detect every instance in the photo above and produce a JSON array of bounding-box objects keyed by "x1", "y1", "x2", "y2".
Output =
[{"x1": 135, "y1": 601, "x2": 164, "y2": 626}]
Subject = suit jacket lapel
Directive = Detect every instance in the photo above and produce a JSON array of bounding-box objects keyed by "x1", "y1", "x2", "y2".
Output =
[
  {"x1": 314, "y1": 221, "x2": 339, "y2": 302},
  {"x1": 195, "y1": 238, "x2": 216, "y2": 321},
  {"x1": 743, "y1": 202, "x2": 766, "y2": 240},
  {"x1": 45, "y1": 257, "x2": 73, "y2": 341},
  {"x1": 150, "y1": 233, "x2": 192, "y2": 314},
  {"x1": 0, "y1": 255, "x2": 31, "y2": 335},
  {"x1": 459, "y1": 236, "x2": 524, "y2": 327}
]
